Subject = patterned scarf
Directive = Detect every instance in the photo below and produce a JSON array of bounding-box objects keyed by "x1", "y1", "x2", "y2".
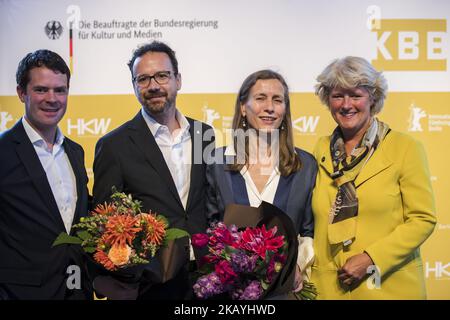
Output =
[{"x1": 328, "y1": 118, "x2": 390, "y2": 247}]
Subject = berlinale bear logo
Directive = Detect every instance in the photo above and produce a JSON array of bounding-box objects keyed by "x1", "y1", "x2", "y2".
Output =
[{"x1": 45, "y1": 21, "x2": 63, "y2": 40}]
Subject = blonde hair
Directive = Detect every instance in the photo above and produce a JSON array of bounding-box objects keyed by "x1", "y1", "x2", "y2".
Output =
[{"x1": 315, "y1": 56, "x2": 388, "y2": 115}]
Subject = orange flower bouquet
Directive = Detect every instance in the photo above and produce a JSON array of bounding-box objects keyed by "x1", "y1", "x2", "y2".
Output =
[{"x1": 53, "y1": 189, "x2": 189, "y2": 274}]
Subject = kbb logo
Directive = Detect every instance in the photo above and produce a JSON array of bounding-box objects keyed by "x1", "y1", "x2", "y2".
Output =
[
  {"x1": 67, "y1": 118, "x2": 111, "y2": 136},
  {"x1": 371, "y1": 19, "x2": 447, "y2": 71}
]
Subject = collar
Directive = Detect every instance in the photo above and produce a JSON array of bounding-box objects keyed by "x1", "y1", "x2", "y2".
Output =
[
  {"x1": 21, "y1": 117, "x2": 64, "y2": 147},
  {"x1": 240, "y1": 165, "x2": 280, "y2": 176},
  {"x1": 141, "y1": 107, "x2": 190, "y2": 138}
]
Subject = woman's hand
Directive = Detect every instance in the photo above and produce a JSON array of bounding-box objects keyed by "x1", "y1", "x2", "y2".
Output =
[
  {"x1": 338, "y1": 252, "x2": 374, "y2": 287},
  {"x1": 293, "y1": 264, "x2": 304, "y2": 292}
]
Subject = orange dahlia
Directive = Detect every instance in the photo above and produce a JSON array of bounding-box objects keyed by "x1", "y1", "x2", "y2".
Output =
[
  {"x1": 140, "y1": 213, "x2": 167, "y2": 246},
  {"x1": 92, "y1": 202, "x2": 116, "y2": 216},
  {"x1": 94, "y1": 249, "x2": 116, "y2": 271},
  {"x1": 108, "y1": 244, "x2": 131, "y2": 266},
  {"x1": 103, "y1": 214, "x2": 141, "y2": 247}
]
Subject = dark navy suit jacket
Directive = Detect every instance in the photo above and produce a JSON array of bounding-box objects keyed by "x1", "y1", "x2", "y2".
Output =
[{"x1": 0, "y1": 121, "x2": 91, "y2": 299}]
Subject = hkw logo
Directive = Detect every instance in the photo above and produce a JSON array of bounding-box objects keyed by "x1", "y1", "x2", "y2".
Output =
[
  {"x1": 67, "y1": 118, "x2": 111, "y2": 136},
  {"x1": 292, "y1": 116, "x2": 319, "y2": 134},
  {"x1": 425, "y1": 262, "x2": 450, "y2": 279}
]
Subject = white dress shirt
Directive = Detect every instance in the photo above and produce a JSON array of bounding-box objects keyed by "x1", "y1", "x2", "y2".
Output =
[
  {"x1": 225, "y1": 144, "x2": 281, "y2": 207},
  {"x1": 240, "y1": 166, "x2": 280, "y2": 207},
  {"x1": 141, "y1": 108, "x2": 192, "y2": 210},
  {"x1": 22, "y1": 117, "x2": 77, "y2": 233}
]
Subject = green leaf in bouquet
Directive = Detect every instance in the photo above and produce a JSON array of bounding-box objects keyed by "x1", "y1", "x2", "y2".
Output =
[
  {"x1": 261, "y1": 280, "x2": 270, "y2": 291},
  {"x1": 83, "y1": 247, "x2": 97, "y2": 253},
  {"x1": 264, "y1": 252, "x2": 273, "y2": 264},
  {"x1": 294, "y1": 281, "x2": 318, "y2": 300},
  {"x1": 165, "y1": 228, "x2": 189, "y2": 240},
  {"x1": 130, "y1": 255, "x2": 149, "y2": 264},
  {"x1": 76, "y1": 230, "x2": 91, "y2": 241},
  {"x1": 198, "y1": 262, "x2": 215, "y2": 275},
  {"x1": 52, "y1": 232, "x2": 83, "y2": 247},
  {"x1": 223, "y1": 245, "x2": 237, "y2": 256}
]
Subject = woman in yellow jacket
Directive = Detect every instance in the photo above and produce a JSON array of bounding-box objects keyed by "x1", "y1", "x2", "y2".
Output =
[{"x1": 311, "y1": 56, "x2": 436, "y2": 299}]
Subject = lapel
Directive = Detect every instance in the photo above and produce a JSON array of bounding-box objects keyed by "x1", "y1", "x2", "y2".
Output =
[
  {"x1": 12, "y1": 121, "x2": 66, "y2": 230},
  {"x1": 273, "y1": 174, "x2": 293, "y2": 214},
  {"x1": 228, "y1": 170, "x2": 250, "y2": 206},
  {"x1": 185, "y1": 118, "x2": 206, "y2": 212},
  {"x1": 316, "y1": 135, "x2": 393, "y2": 187},
  {"x1": 211, "y1": 147, "x2": 241, "y2": 209},
  {"x1": 354, "y1": 139, "x2": 393, "y2": 187},
  {"x1": 64, "y1": 139, "x2": 85, "y2": 233},
  {"x1": 316, "y1": 137, "x2": 334, "y2": 176},
  {"x1": 127, "y1": 112, "x2": 184, "y2": 209}
]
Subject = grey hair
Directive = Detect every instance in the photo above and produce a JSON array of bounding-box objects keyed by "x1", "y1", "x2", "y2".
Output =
[{"x1": 315, "y1": 56, "x2": 388, "y2": 115}]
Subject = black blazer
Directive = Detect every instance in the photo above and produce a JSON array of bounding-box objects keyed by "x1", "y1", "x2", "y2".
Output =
[
  {"x1": 93, "y1": 111, "x2": 214, "y2": 299},
  {"x1": 0, "y1": 121, "x2": 90, "y2": 300},
  {"x1": 206, "y1": 147, "x2": 317, "y2": 238}
]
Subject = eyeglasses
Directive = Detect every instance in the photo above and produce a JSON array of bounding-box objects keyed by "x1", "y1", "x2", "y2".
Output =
[{"x1": 133, "y1": 71, "x2": 172, "y2": 87}]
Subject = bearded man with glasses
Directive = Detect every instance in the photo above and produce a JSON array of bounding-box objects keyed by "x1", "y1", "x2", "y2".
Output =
[{"x1": 92, "y1": 41, "x2": 214, "y2": 300}]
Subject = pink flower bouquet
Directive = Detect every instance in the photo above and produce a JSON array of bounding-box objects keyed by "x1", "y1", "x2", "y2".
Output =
[
  {"x1": 192, "y1": 202, "x2": 301, "y2": 300},
  {"x1": 192, "y1": 221, "x2": 288, "y2": 300}
]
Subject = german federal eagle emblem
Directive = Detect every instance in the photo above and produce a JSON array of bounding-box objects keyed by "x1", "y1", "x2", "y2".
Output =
[{"x1": 45, "y1": 21, "x2": 63, "y2": 40}]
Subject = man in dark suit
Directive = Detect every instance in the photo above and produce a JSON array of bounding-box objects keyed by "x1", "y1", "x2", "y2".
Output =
[
  {"x1": 0, "y1": 50, "x2": 91, "y2": 299},
  {"x1": 93, "y1": 41, "x2": 214, "y2": 299}
]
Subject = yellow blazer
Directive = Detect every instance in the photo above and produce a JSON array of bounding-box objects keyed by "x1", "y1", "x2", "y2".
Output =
[{"x1": 311, "y1": 130, "x2": 436, "y2": 299}]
